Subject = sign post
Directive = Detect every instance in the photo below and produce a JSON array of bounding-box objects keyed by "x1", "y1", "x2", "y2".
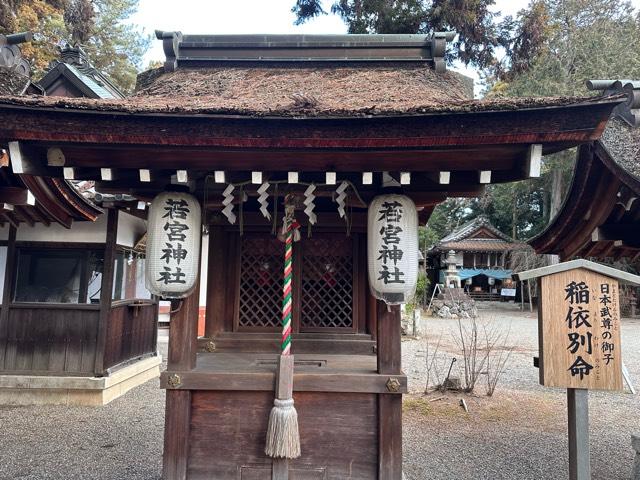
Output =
[{"x1": 514, "y1": 260, "x2": 640, "y2": 480}]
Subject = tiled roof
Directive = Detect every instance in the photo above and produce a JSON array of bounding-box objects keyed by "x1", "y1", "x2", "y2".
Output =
[
  {"x1": 439, "y1": 215, "x2": 514, "y2": 243},
  {"x1": 439, "y1": 239, "x2": 519, "y2": 252}
]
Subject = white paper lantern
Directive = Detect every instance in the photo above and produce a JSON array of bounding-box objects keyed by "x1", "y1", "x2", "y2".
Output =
[
  {"x1": 146, "y1": 191, "x2": 201, "y2": 299},
  {"x1": 367, "y1": 194, "x2": 418, "y2": 305}
]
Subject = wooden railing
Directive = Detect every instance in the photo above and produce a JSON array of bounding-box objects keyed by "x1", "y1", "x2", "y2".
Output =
[
  {"x1": 103, "y1": 300, "x2": 158, "y2": 372},
  {"x1": 0, "y1": 303, "x2": 101, "y2": 375}
]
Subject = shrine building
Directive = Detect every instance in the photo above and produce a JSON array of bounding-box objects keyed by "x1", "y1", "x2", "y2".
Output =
[
  {"x1": 427, "y1": 215, "x2": 526, "y2": 301},
  {"x1": 0, "y1": 31, "x2": 625, "y2": 479}
]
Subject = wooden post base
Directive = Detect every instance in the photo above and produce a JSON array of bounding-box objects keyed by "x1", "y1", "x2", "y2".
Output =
[{"x1": 568, "y1": 388, "x2": 590, "y2": 480}]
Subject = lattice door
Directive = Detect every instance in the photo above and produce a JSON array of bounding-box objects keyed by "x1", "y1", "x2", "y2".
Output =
[
  {"x1": 301, "y1": 235, "x2": 354, "y2": 331},
  {"x1": 237, "y1": 235, "x2": 283, "y2": 330}
]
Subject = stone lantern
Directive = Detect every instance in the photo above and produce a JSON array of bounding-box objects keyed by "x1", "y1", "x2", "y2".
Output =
[{"x1": 444, "y1": 250, "x2": 461, "y2": 288}]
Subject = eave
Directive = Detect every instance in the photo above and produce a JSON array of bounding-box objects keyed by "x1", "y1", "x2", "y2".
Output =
[
  {"x1": 0, "y1": 169, "x2": 100, "y2": 228},
  {"x1": 0, "y1": 96, "x2": 621, "y2": 228},
  {"x1": 529, "y1": 141, "x2": 640, "y2": 260}
]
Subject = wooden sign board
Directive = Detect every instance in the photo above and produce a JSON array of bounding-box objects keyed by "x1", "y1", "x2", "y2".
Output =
[{"x1": 538, "y1": 268, "x2": 623, "y2": 391}]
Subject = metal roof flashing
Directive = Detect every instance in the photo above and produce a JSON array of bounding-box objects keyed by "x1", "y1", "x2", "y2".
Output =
[
  {"x1": 513, "y1": 259, "x2": 640, "y2": 285},
  {"x1": 154, "y1": 31, "x2": 456, "y2": 73}
]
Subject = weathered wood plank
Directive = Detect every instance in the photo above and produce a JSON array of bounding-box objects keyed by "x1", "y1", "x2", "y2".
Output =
[
  {"x1": 162, "y1": 390, "x2": 192, "y2": 480},
  {"x1": 198, "y1": 334, "x2": 375, "y2": 355},
  {"x1": 188, "y1": 391, "x2": 377, "y2": 480},
  {"x1": 539, "y1": 269, "x2": 623, "y2": 391},
  {"x1": 161, "y1": 370, "x2": 406, "y2": 394},
  {"x1": 204, "y1": 227, "x2": 225, "y2": 337},
  {"x1": 168, "y1": 281, "x2": 200, "y2": 371},
  {"x1": 378, "y1": 394, "x2": 403, "y2": 480},
  {"x1": 0, "y1": 225, "x2": 16, "y2": 370},
  {"x1": 377, "y1": 302, "x2": 401, "y2": 375},
  {"x1": 94, "y1": 208, "x2": 118, "y2": 375}
]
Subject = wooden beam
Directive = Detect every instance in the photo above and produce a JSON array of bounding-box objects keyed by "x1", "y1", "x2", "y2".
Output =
[
  {"x1": 176, "y1": 170, "x2": 189, "y2": 183},
  {"x1": 214, "y1": 170, "x2": 225, "y2": 183},
  {"x1": 377, "y1": 302, "x2": 401, "y2": 375},
  {"x1": 0, "y1": 225, "x2": 17, "y2": 367},
  {"x1": 27, "y1": 205, "x2": 50, "y2": 226},
  {"x1": 250, "y1": 171, "x2": 262, "y2": 184},
  {"x1": 162, "y1": 390, "x2": 192, "y2": 480},
  {"x1": 0, "y1": 99, "x2": 617, "y2": 151},
  {"x1": 0, "y1": 187, "x2": 35, "y2": 206},
  {"x1": 139, "y1": 169, "x2": 152, "y2": 182},
  {"x1": 8, "y1": 142, "x2": 25, "y2": 174},
  {"x1": 591, "y1": 224, "x2": 638, "y2": 243},
  {"x1": 94, "y1": 208, "x2": 118, "y2": 376},
  {"x1": 377, "y1": 302, "x2": 402, "y2": 480},
  {"x1": 14, "y1": 205, "x2": 34, "y2": 227},
  {"x1": 100, "y1": 168, "x2": 115, "y2": 181},
  {"x1": 168, "y1": 277, "x2": 200, "y2": 371},
  {"x1": 19, "y1": 175, "x2": 74, "y2": 228},
  {"x1": 63, "y1": 167, "x2": 76, "y2": 180},
  {"x1": 614, "y1": 240, "x2": 640, "y2": 249},
  {"x1": 47, "y1": 144, "x2": 527, "y2": 173},
  {"x1": 205, "y1": 227, "x2": 225, "y2": 338},
  {"x1": 7, "y1": 142, "x2": 59, "y2": 176},
  {"x1": 525, "y1": 144, "x2": 542, "y2": 178},
  {"x1": 61, "y1": 167, "x2": 102, "y2": 181},
  {"x1": 46, "y1": 147, "x2": 65, "y2": 166}
]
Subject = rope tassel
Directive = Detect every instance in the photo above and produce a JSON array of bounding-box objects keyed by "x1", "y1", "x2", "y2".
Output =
[{"x1": 265, "y1": 198, "x2": 301, "y2": 460}]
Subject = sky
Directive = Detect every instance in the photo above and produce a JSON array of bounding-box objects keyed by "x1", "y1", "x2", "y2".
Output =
[{"x1": 130, "y1": 0, "x2": 640, "y2": 90}]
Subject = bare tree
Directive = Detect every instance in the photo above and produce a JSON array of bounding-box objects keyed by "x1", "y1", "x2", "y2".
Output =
[
  {"x1": 424, "y1": 333, "x2": 443, "y2": 393},
  {"x1": 484, "y1": 323, "x2": 515, "y2": 396},
  {"x1": 451, "y1": 316, "x2": 488, "y2": 393}
]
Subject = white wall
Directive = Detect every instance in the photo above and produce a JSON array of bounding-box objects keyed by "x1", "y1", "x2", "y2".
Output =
[
  {"x1": 116, "y1": 211, "x2": 147, "y2": 248},
  {"x1": 15, "y1": 215, "x2": 107, "y2": 243},
  {"x1": 199, "y1": 233, "x2": 208, "y2": 307}
]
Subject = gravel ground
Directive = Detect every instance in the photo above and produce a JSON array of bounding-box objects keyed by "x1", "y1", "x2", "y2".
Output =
[
  {"x1": 1, "y1": 311, "x2": 638, "y2": 479},
  {"x1": 0, "y1": 330, "x2": 168, "y2": 480},
  {"x1": 402, "y1": 305, "x2": 640, "y2": 480}
]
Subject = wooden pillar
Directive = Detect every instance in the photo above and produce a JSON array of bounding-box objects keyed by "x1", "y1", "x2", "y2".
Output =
[
  {"x1": 167, "y1": 281, "x2": 199, "y2": 370},
  {"x1": 163, "y1": 257, "x2": 201, "y2": 480},
  {"x1": 163, "y1": 390, "x2": 192, "y2": 480},
  {"x1": 94, "y1": 208, "x2": 118, "y2": 376},
  {"x1": 204, "y1": 227, "x2": 224, "y2": 338},
  {"x1": 377, "y1": 301, "x2": 402, "y2": 480},
  {"x1": 0, "y1": 225, "x2": 17, "y2": 370}
]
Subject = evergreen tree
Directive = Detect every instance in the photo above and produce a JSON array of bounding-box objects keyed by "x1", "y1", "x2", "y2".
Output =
[
  {"x1": 0, "y1": 0, "x2": 149, "y2": 93},
  {"x1": 292, "y1": 0, "x2": 500, "y2": 68}
]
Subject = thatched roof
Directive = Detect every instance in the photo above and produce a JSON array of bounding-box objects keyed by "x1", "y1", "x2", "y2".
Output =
[
  {"x1": 133, "y1": 64, "x2": 475, "y2": 110},
  {"x1": 0, "y1": 76, "x2": 611, "y2": 118},
  {"x1": 600, "y1": 117, "x2": 640, "y2": 180},
  {"x1": 0, "y1": 67, "x2": 31, "y2": 96}
]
